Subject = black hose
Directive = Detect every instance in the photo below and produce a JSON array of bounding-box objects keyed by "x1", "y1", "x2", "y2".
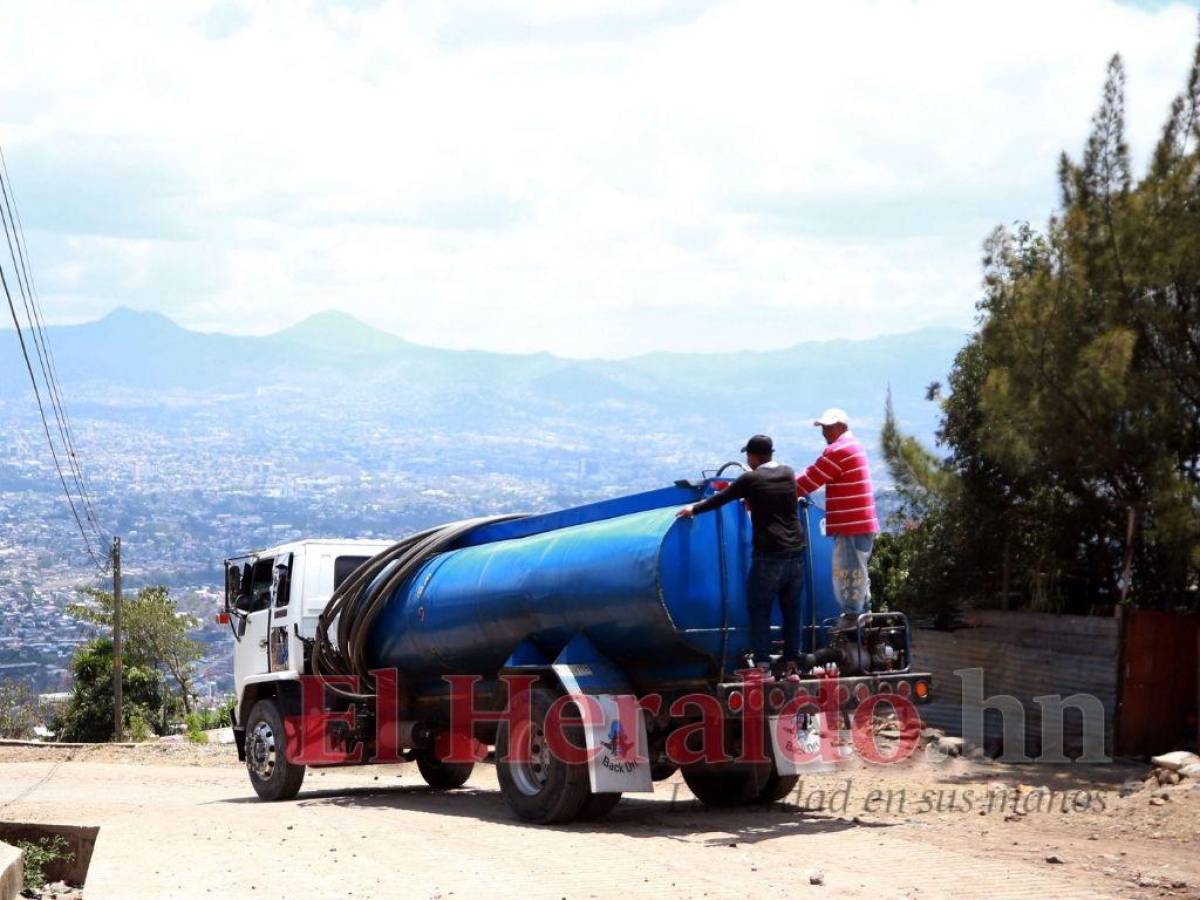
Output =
[{"x1": 312, "y1": 514, "x2": 525, "y2": 701}]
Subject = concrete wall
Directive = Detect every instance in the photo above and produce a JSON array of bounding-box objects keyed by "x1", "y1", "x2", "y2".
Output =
[
  {"x1": 912, "y1": 610, "x2": 1120, "y2": 757},
  {"x1": 0, "y1": 841, "x2": 22, "y2": 900},
  {"x1": 0, "y1": 823, "x2": 99, "y2": 888}
]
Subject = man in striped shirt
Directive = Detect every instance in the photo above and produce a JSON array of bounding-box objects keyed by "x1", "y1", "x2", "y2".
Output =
[{"x1": 795, "y1": 408, "x2": 880, "y2": 622}]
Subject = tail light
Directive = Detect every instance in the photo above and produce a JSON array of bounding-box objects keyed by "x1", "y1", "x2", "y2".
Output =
[
  {"x1": 914, "y1": 680, "x2": 929, "y2": 700},
  {"x1": 215, "y1": 611, "x2": 230, "y2": 625},
  {"x1": 727, "y1": 690, "x2": 744, "y2": 713}
]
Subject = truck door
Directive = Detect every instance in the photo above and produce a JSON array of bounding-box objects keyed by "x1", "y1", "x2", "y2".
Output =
[
  {"x1": 233, "y1": 555, "x2": 276, "y2": 688},
  {"x1": 267, "y1": 553, "x2": 294, "y2": 672}
]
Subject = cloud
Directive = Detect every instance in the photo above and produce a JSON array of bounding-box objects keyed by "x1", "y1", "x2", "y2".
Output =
[{"x1": 0, "y1": 0, "x2": 1195, "y2": 356}]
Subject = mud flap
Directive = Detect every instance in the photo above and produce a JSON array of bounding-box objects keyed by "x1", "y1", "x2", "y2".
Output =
[
  {"x1": 768, "y1": 711, "x2": 840, "y2": 775},
  {"x1": 551, "y1": 634, "x2": 653, "y2": 794},
  {"x1": 577, "y1": 693, "x2": 653, "y2": 794}
]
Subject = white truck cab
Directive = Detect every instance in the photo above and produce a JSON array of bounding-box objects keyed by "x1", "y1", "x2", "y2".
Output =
[{"x1": 224, "y1": 539, "x2": 393, "y2": 795}]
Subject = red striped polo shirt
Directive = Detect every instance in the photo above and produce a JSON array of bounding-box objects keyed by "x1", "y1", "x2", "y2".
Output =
[{"x1": 795, "y1": 431, "x2": 879, "y2": 536}]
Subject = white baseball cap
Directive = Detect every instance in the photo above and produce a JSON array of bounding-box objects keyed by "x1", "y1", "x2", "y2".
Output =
[{"x1": 813, "y1": 408, "x2": 850, "y2": 427}]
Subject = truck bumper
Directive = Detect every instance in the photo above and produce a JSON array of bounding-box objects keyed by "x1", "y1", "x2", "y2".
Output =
[{"x1": 715, "y1": 671, "x2": 933, "y2": 716}]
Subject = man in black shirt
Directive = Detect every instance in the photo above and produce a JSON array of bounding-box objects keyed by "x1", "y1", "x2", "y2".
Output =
[{"x1": 676, "y1": 434, "x2": 805, "y2": 675}]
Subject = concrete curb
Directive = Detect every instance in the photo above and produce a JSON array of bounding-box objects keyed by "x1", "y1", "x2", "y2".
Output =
[
  {"x1": 0, "y1": 824, "x2": 99, "y2": 888},
  {"x1": 0, "y1": 840, "x2": 23, "y2": 900}
]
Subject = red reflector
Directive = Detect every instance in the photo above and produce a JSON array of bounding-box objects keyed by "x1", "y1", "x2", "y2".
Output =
[
  {"x1": 215, "y1": 611, "x2": 230, "y2": 625},
  {"x1": 769, "y1": 687, "x2": 785, "y2": 710},
  {"x1": 897, "y1": 681, "x2": 912, "y2": 697},
  {"x1": 878, "y1": 682, "x2": 892, "y2": 694},
  {"x1": 854, "y1": 683, "x2": 870, "y2": 702},
  {"x1": 837, "y1": 685, "x2": 850, "y2": 705},
  {"x1": 728, "y1": 690, "x2": 744, "y2": 713}
]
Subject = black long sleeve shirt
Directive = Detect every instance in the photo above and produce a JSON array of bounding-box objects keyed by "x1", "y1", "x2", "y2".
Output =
[{"x1": 691, "y1": 462, "x2": 805, "y2": 555}]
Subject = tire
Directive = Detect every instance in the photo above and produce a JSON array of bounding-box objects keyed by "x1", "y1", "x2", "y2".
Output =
[
  {"x1": 496, "y1": 686, "x2": 591, "y2": 824},
  {"x1": 756, "y1": 770, "x2": 800, "y2": 804},
  {"x1": 649, "y1": 749, "x2": 678, "y2": 782},
  {"x1": 245, "y1": 697, "x2": 306, "y2": 801},
  {"x1": 681, "y1": 763, "x2": 770, "y2": 807},
  {"x1": 416, "y1": 751, "x2": 474, "y2": 790},
  {"x1": 577, "y1": 791, "x2": 622, "y2": 822}
]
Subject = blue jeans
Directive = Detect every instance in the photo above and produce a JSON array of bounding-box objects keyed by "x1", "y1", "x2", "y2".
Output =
[
  {"x1": 833, "y1": 534, "x2": 875, "y2": 615},
  {"x1": 747, "y1": 552, "x2": 804, "y2": 666}
]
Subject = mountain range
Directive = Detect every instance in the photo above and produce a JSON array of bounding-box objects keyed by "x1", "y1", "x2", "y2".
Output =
[{"x1": 1, "y1": 307, "x2": 968, "y2": 469}]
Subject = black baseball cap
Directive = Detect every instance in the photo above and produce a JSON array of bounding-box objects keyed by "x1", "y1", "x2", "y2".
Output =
[{"x1": 741, "y1": 434, "x2": 773, "y2": 455}]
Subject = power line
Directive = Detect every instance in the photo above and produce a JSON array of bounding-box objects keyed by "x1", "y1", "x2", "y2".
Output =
[
  {"x1": 0, "y1": 148, "x2": 105, "y2": 542},
  {"x1": 0, "y1": 144, "x2": 106, "y2": 569},
  {"x1": 0, "y1": 263, "x2": 103, "y2": 568},
  {"x1": 0, "y1": 182, "x2": 104, "y2": 544}
]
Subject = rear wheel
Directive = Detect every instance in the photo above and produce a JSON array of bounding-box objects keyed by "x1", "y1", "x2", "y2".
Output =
[
  {"x1": 496, "y1": 687, "x2": 591, "y2": 824},
  {"x1": 245, "y1": 698, "x2": 306, "y2": 801},
  {"x1": 756, "y1": 769, "x2": 800, "y2": 804},
  {"x1": 577, "y1": 791, "x2": 622, "y2": 821},
  {"x1": 681, "y1": 763, "x2": 769, "y2": 807},
  {"x1": 415, "y1": 750, "x2": 474, "y2": 790},
  {"x1": 649, "y1": 747, "x2": 679, "y2": 782}
]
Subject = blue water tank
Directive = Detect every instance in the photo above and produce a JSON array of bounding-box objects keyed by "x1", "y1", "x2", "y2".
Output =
[{"x1": 365, "y1": 483, "x2": 837, "y2": 690}]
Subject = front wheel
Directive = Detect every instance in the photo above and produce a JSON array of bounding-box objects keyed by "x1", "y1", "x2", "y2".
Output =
[
  {"x1": 245, "y1": 698, "x2": 306, "y2": 801},
  {"x1": 496, "y1": 687, "x2": 591, "y2": 824}
]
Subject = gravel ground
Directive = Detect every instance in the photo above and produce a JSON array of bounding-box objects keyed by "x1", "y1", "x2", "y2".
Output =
[{"x1": 0, "y1": 742, "x2": 1195, "y2": 899}]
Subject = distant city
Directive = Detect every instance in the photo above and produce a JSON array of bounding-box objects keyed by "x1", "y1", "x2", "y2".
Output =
[{"x1": 0, "y1": 309, "x2": 961, "y2": 701}]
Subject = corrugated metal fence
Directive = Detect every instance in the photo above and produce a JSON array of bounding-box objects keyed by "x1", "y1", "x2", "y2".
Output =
[{"x1": 912, "y1": 610, "x2": 1119, "y2": 757}]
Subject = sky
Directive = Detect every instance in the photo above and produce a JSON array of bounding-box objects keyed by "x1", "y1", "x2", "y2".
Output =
[{"x1": 1, "y1": 0, "x2": 1197, "y2": 358}]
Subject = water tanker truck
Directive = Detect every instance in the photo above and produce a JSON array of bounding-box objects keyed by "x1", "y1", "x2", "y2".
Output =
[{"x1": 222, "y1": 476, "x2": 932, "y2": 824}]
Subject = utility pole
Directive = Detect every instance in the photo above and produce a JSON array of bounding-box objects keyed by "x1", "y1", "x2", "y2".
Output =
[{"x1": 112, "y1": 536, "x2": 123, "y2": 742}]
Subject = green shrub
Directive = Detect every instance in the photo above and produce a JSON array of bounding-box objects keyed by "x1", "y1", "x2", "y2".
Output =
[
  {"x1": 185, "y1": 712, "x2": 208, "y2": 744},
  {"x1": 16, "y1": 835, "x2": 72, "y2": 893},
  {"x1": 127, "y1": 713, "x2": 151, "y2": 743}
]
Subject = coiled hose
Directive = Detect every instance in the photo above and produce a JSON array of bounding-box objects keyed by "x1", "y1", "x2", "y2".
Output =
[{"x1": 311, "y1": 514, "x2": 526, "y2": 701}]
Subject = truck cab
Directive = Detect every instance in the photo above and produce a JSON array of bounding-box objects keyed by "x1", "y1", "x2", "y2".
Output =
[{"x1": 224, "y1": 540, "x2": 393, "y2": 767}]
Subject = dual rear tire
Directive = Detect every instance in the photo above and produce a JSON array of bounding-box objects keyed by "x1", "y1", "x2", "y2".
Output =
[
  {"x1": 681, "y1": 762, "x2": 799, "y2": 807},
  {"x1": 495, "y1": 686, "x2": 622, "y2": 824}
]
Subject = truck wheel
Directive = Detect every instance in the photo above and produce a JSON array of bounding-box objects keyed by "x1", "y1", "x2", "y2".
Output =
[
  {"x1": 577, "y1": 791, "x2": 622, "y2": 822},
  {"x1": 681, "y1": 763, "x2": 769, "y2": 807},
  {"x1": 756, "y1": 770, "x2": 800, "y2": 804},
  {"x1": 649, "y1": 748, "x2": 678, "y2": 782},
  {"x1": 245, "y1": 698, "x2": 305, "y2": 801},
  {"x1": 415, "y1": 751, "x2": 474, "y2": 790},
  {"x1": 496, "y1": 687, "x2": 591, "y2": 824}
]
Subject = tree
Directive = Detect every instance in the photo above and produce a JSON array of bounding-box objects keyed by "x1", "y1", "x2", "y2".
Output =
[
  {"x1": 69, "y1": 585, "x2": 203, "y2": 714},
  {"x1": 55, "y1": 639, "x2": 165, "y2": 742},
  {"x1": 881, "y1": 35, "x2": 1200, "y2": 613}
]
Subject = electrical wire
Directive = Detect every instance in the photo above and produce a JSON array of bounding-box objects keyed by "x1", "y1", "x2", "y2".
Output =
[
  {"x1": 0, "y1": 143, "x2": 107, "y2": 568},
  {"x1": 311, "y1": 515, "x2": 525, "y2": 701},
  {"x1": 0, "y1": 148, "x2": 103, "y2": 535},
  {"x1": 0, "y1": 150, "x2": 105, "y2": 542},
  {"x1": 0, "y1": 180, "x2": 104, "y2": 545},
  {"x1": 0, "y1": 264, "x2": 103, "y2": 568}
]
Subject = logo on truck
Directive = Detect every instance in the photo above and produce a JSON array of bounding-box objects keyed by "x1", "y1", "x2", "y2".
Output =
[{"x1": 599, "y1": 720, "x2": 638, "y2": 773}]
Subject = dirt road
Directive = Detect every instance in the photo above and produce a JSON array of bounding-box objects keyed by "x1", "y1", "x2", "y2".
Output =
[{"x1": 0, "y1": 743, "x2": 1195, "y2": 899}]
